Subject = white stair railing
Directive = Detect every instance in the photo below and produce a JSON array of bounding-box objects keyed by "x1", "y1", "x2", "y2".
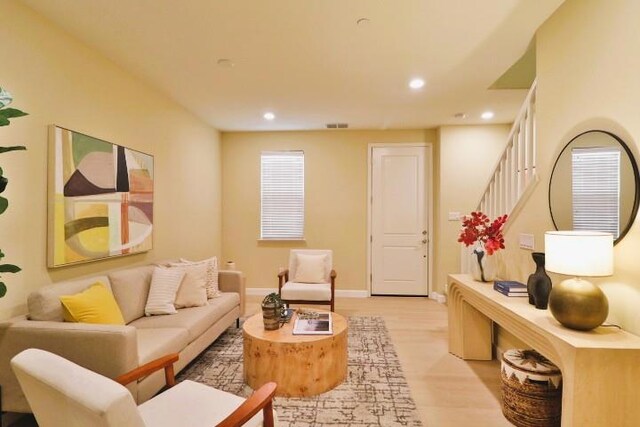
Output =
[{"x1": 460, "y1": 80, "x2": 539, "y2": 274}]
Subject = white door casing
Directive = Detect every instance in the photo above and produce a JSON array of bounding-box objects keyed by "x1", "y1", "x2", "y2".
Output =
[{"x1": 369, "y1": 144, "x2": 431, "y2": 296}]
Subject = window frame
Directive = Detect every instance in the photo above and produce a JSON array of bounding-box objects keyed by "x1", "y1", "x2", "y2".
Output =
[
  {"x1": 259, "y1": 150, "x2": 305, "y2": 241},
  {"x1": 571, "y1": 146, "x2": 621, "y2": 237}
]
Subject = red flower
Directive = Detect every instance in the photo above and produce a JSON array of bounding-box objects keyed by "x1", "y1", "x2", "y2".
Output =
[{"x1": 457, "y1": 212, "x2": 508, "y2": 255}]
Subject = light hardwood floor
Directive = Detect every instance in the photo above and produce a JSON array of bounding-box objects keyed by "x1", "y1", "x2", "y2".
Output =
[
  {"x1": 245, "y1": 295, "x2": 514, "y2": 427},
  {"x1": 10, "y1": 296, "x2": 513, "y2": 427}
]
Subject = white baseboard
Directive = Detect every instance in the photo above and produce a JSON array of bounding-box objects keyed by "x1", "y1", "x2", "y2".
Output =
[
  {"x1": 245, "y1": 288, "x2": 276, "y2": 296},
  {"x1": 336, "y1": 290, "x2": 369, "y2": 298},
  {"x1": 429, "y1": 291, "x2": 447, "y2": 304},
  {"x1": 246, "y1": 288, "x2": 368, "y2": 298}
]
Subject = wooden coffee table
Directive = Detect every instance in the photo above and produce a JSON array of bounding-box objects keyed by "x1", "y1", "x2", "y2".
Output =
[{"x1": 242, "y1": 310, "x2": 348, "y2": 397}]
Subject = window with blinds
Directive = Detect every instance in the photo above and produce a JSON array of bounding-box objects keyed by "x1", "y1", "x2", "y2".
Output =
[
  {"x1": 572, "y1": 147, "x2": 620, "y2": 237},
  {"x1": 260, "y1": 151, "x2": 305, "y2": 240}
]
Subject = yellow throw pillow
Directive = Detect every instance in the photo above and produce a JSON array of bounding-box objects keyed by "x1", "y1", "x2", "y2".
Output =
[{"x1": 59, "y1": 283, "x2": 125, "y2": 325}]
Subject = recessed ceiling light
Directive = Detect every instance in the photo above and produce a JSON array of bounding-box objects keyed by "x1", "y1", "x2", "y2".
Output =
[
  {"x1": 263, "y1": 112, "x2": 275, "y2": 121},
  {"x1": 454, "y1": 112, "x2": 468, "y2": 119},
  {"x1": 216, "y1": 58, "x2": 235, "y2": 68},
  {"x1": 409, "y1": 78, "x2": 425, "y2": 90},
  {"x1": 356, "y1": 18, "x2": 371, "y2": 26},
  {"x1": 481, "y1": 111, "x2": 495, "y2": 120}
]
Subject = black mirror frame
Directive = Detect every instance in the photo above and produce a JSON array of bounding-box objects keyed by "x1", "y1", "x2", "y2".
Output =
[{"x1": 548, "y1": 130, "x2": 640, "y2": 245}]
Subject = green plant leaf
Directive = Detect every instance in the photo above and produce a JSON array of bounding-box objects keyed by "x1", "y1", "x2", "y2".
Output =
[
  {"x1": 0, "y1": 146, "x2": 26, "y2": 153},
  {"x1": 0, "y1": 108, "x2": 28, "y2": 119},
  {"x1": 0, "y1": 197, "x2": 7, "y2": 215},
  {"x1": 0, "y1": 250, "x2": 4, "y2": 259},
  {"x1": 0, "y1": 282, "x2": 6, "y2": 298},
  {"x1": 0, "y1": 116, "x2": 9, "y2": 126},
  {"x1": 0, "y1": 264, "x2": 21, "y2": 273}
]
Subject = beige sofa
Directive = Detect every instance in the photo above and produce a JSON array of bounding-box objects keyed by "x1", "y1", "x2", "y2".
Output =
[{"x1": 0, "y1": 263, "x2": 245, "y2": 413}]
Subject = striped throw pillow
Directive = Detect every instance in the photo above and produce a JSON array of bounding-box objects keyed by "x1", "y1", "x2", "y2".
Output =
[{"x1": 144, "y1": 267, "x2": 185, "y2": 316}]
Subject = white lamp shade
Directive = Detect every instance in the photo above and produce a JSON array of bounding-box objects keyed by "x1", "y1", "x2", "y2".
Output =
[{"x1": 545, "y1": 231, "x2": 613, "y2": 277}]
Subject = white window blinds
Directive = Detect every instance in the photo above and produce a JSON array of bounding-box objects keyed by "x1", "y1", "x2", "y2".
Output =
[
  {"x1": 572, "y1": 147, "x2": 620, "y2": 237},
  {"x1": 261, "y1": 151, "x2": 305, "y2": 239}
]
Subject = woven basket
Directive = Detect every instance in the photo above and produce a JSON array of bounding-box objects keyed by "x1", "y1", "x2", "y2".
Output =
[{"x1": 501, "y1": 349, "x2": 562, "y2": 427}]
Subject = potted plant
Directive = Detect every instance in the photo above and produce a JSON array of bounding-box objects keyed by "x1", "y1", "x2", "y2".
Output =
[
  {"x1": 458, "y1": 211, "x2": 508, "y2": 282},
  {"x1": 261, "y1": 292, "x2": 284, "y2": 330},
  {"x1": 0, "y1": 86, "x2": 27, "y2": 297}
]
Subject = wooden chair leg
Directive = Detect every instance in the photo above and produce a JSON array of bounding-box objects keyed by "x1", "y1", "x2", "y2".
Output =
[{"x1": 263, "y1": 400, "x2": 275, "y2": 427}]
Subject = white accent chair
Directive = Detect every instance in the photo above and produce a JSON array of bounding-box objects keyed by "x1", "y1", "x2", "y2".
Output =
[
  {"x1": 10, "y1": 349, "x2": 276, "y2": 427},
  {"x1": 278, "y1": 249, "x2": 336, "y2": 312}
]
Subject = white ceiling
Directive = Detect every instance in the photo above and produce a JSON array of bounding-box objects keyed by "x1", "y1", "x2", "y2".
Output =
[{"x1": 22, "y1": 0, "x2": 563, "y2": 131}]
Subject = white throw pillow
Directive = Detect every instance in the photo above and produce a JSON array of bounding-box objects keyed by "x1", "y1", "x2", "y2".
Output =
[
  {"x1": 172, "y1": 263, "x2": 208, "y2": 308},
  {"x1": 144, "y1": 267, "x2": 185, "y2": 316},
  {"x1": 294, "y1": 254, "x2": 327, "y2": 283},
  {"x1": 179, "y1": 256, "x2": 220, "y2": 298}
]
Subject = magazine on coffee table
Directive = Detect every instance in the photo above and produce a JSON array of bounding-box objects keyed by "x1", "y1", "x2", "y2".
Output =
[{"x1": 292, "y1": 312, "x2": 333, "y2": 335}]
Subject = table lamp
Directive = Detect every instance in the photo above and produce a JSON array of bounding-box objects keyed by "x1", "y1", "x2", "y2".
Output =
[{"x1": 544, "y1": 231, "x2": 613, "y2": 331}]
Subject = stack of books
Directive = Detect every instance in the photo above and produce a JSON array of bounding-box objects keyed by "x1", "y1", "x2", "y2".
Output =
[{"x1": 494, "y1": 280, "x2": 528, "y2": 297}]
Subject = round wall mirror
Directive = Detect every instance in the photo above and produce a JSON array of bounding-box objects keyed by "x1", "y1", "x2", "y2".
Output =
[{"x1": 549, "y1": 130, "x2": 640, "y2": 244}]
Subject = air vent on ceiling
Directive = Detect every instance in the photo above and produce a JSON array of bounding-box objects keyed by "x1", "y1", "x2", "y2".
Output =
[{"x1": 326, "y1": 123, "x2": 349, "y2": 129}]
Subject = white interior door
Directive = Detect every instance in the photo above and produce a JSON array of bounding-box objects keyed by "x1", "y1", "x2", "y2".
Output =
[{"x1": 371, "y1": 146, "x2": 430, "y2": 296}]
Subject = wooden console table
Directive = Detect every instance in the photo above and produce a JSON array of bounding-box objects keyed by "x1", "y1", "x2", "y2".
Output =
[{"x1": 448, "y1": 274, "x2": 640, "y2": 427}]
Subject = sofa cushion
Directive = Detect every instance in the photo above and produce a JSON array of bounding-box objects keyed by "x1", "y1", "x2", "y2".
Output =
[
  {"x1": 138, "y1": 380, "x2": 266, "y2": 427},
  {"x1": 28, "y1": 276, "x2": 112, "y2": 321},
  {"x1": 144, "y1": 267, "x2": 185, "y2": 316},
  {"x1": 136, "y1": 328, "x2": 190, "y2": 366},
  {"x1": 176, "y1": 257, "x2": 220, "y2": 299},
  {"x1": 281, "y1": 282, "x2": 331, "y2": 301},
  {"x1": 293, "y1": 253, "x2": 327, "y2": 283},
  {"x1": 173, "y1": 263, "x2": 208, "y2": 309},
  {"x1": 60, "y1": 283, "x2": 126, "y2": 325},
  {"x1": 108, "y1": 265, "x2": 154, "y2": 324},
  {"x1": 130, "y1": 293, "x2": 239, "y2": 343}
]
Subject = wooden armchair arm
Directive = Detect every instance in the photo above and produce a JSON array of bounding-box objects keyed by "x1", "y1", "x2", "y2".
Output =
[
  {"x1": 216, "y1": 382, "x2": 277, "y2": 427},
  {"x1": 278, "y1": 269, "x2": 289, "y2": 291},
  {"x1": 115, "y1": 353, "x2": 179, "y2": 388},
  {"x1": 330, "y1": 270, "x2": 336, "y2": 280}
]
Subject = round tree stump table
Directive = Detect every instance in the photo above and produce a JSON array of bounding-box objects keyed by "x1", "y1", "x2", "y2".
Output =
[{"x1": 242, "y1": 310, "x2": 348, "y2": 397}]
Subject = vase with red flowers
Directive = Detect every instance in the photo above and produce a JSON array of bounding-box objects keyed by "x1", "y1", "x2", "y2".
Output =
[{"x1": 458, "y1": 211, "x2": 508, "y2": 282}]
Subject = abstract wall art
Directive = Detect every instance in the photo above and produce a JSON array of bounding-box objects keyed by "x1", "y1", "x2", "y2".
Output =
[{"x1": 48, "y1": 126, "x2": 153, "y2": 267}]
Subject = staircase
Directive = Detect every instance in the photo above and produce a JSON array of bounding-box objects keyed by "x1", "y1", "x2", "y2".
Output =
[{"x1": 460, "y1": 80, "x2": 539, "y2": 273}]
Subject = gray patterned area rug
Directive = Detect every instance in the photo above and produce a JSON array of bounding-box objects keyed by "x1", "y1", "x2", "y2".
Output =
[{"x1": 178, "y1": 316, "x2": 423, "y2": 427}]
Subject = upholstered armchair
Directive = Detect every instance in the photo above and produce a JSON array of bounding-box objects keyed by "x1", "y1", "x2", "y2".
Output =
[
  {"x1": 278, "y1": 249, "x2": 336, "y2": 312},
  {"x1": 11, "y1": 349, "x2": 277, "y2": 427}
]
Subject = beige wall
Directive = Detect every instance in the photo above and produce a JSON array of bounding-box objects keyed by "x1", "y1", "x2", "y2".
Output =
[
  {"x1": 500, "y1": 0, "x2": 640, "y2": 335},
  {"x1": 222, "y1": 130, "x2": 436, "y2": 291},
  {"x1": 222, "y1": 126, "x2": 509, "y2": 294},
  {"x1": 0, "y1": 2, "x2": 222, "y2": 320},
  {"x1": 436, "y1": 125, "x2": 510, "y2": 293}
]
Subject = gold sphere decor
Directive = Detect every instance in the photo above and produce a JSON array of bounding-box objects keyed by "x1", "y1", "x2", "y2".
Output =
[
  {"x1": 545, "y1": 231, "x2": 614, "y2": 332},
  {"x1": 548, "y1": 278, "x2": 609, "y2": 331}
]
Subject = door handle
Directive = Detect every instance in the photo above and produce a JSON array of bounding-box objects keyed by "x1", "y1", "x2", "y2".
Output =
[{"x1": 421, "y1": 239, "x2": 427, "y2": 244}]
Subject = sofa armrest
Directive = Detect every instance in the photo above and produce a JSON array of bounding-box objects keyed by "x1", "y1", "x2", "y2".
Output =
[
  {"x1": 218, "y1": 270, "x2": 245, "y2": 316},
  {"x1": 0, "y1": 318, "x2": 138, "y2": 412}
]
